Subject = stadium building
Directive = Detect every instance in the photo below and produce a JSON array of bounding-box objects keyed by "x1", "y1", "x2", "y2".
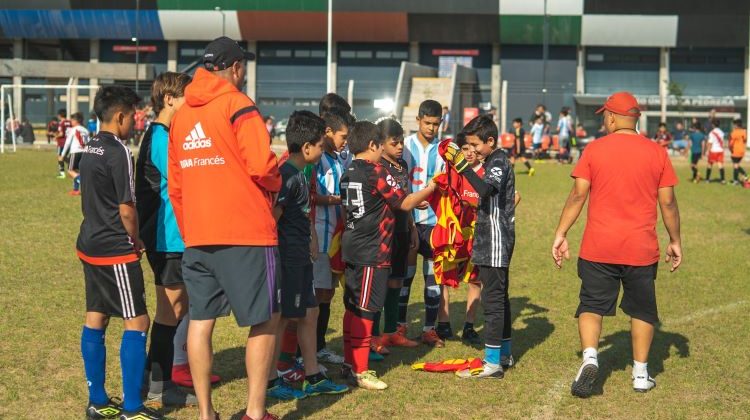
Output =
[{"x1": 1, "y1": 0, "x2": 749, "y2": 136}]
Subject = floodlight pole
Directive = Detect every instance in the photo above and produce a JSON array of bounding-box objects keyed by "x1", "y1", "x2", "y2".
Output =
[{"x1": 326, "y1": 0, "x2": 333, "y2": 93}]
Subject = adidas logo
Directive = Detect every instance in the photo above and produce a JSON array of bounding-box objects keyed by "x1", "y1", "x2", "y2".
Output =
[{"x1": 183, "y1": 122, "x2": 213, "y2": 150}]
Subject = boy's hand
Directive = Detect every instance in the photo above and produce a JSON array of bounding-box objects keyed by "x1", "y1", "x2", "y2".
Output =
[
  {"x1": 665, "y1": 240, "x2": 682, "y2": 272},
  {"x1": 134, "y1": 239, "x2": 145, "y2": 258},
  {"x1": 416, "y1": 201, "x2": 430, "y2": 210},
  {"x1": 551, "y1": 235, "x2": 570, "y2": 269},
  {"x1": 444, "y1": 142, "x2": 470, "y2": 173}
]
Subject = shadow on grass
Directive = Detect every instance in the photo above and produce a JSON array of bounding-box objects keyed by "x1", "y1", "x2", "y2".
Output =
[
  {"x1": 591, "y1": 328, "x2": 690, "y2": 395},
  {"x1": 212, "y1": 296, "x2": 553, "y2": 419}
]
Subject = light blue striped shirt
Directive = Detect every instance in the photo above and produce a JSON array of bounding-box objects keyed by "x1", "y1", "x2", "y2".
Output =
[{"x1": 403, "y1": 133, "x2": 445, "y2": 225}]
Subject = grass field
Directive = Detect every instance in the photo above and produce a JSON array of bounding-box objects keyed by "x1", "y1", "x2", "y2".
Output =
[{"x1": 1, "y1": 148, "x2": 749, "y2": 419}]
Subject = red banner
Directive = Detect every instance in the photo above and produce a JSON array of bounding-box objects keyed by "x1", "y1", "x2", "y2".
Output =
[
  {"x1": 113, "y1": 45, "x2": 157, "y2": 53},
  {"x1": 432, "y1": 49, "x2": 479, "y2": 56}
]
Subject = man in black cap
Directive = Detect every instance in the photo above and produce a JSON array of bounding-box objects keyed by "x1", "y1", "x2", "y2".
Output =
[{"x1": 169, "y1": 37, "x2": 282, "y2": 420}]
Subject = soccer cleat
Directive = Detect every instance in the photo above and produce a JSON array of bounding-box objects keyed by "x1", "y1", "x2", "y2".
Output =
[
  {"x1": 293, "y1": 357, "x2": 328, "y2": 375},
  {"x1": 382, "y1": 331, "x2": 419, "y2": 348},
  {"x1": 69, "y1": 190, "x2": 81, "y2": 196},
  {"x1": 456, "y1": 361, "x2": 504, "y2": 379},
  {"x1": 571, "y1": 358, "x2": 599, "y2": 398},
  {"x1": 340, "y1": 364, "x2": 356, "y2": 386},
  {"x1": 421, "y1": 329, "x2": 445, "y2": 348},
  {"x1": 278, "y1": 360, "x2": 305, "y2": 383},
  {"x1": 118, "y1": 405, "x2": 164, "y2": 420},
  {"x1": 461, "y1": 328, "x2": 482, "y2": 345},
  {"x1": 303, "y1": 377, "x2": 349, "y2": 396},
  {"x1": 57, "y1": 172, "x2": 66, "y2": 179},
  {"x1": 171, "y1": 364, "x2": 220, "y2": 388},
  {"x1": 316, "y1": 348, "x2": 345, "y2": 364},
  {"x1": 145, "y1": 384, "x2": 197, "y2": 409},
  {"x1": 436, "y1": 324, "x2": 454, "y2": 340},
  {"x1": 501, "y1": 355, "x2": 515, "y2": 369},
  {"x1": 354, "y1": 370, "x2": 388, "y2": 390},
  {"x1": 633, "y1": 375, "x2": 657, "y2": 393},
  {"x1": 369, "y1": 349, "x2": 384, "y2": 361},
  {"x1": 86, "y1": 397, "x2": 123, "y2": 419},
  {"x1": 242, "y1": 412, "x2": 280, "y2": 420},
  {"x1": 267, "y1": 378, "x2": 306, "y2": 401},
  {"x1": 529, "y1": 167, "x2": 536, "y2": 176},
  {"x1": 370, "y1": 336, "x2": 390, "y2": 355}
]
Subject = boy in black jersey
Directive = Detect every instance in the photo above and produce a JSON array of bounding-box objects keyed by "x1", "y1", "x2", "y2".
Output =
[
  {"x1": 78, "y1": 86, "x2": 164, "y2": 419},
  {"x1": 268, "y1": 111, "x2": 349, "y2": 400},
  {"x1": 370, "y1": 118, "x2": 420, "y2": 357},
  {"x1": 444, "y1": 115, "x2": 517, "y2": 380},
  {"x1": 340, "y1": 121, "x2": 436, "y2": 390}
]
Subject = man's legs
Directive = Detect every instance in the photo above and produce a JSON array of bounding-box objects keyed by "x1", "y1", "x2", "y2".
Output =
[
  {"x1": 187, "y1": 319, "x2": 216, "y2": 420},
  {"x1": 246, "y1": 314, "x2": 280, "y2": 419},
  {"x1": 631, "y1": 318, "x2": 654, "y2": 364},
  {"x1": 298, "y1": 308, "x2": 321, "y2": 376}
]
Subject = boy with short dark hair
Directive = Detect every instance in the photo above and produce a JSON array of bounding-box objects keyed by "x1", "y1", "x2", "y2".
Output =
[
  {"x1": 267, "y1": 110, "x2": 349, "y2": 400},
  {"x1": 78, "y1": 86, "x2": 164, "y2": 419},
  {"x1": 401, "y1": 99, "x2": 447, "y2": 347},
  {"x1": 319, "y1": 92, "x2": 352, "y2": 116},
  {"x1": 340, "y1": 121, "x2": 437, "y2": 390},
  {"x1": 445, "y1": 115, "x2": 517, "y2": 379}
]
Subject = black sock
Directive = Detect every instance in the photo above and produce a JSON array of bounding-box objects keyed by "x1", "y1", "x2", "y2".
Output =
[
  {"x1": 720, "y1": 168, "x2": 725, "y2": 181},
  {"x1": 706, "y1": 168, "x2": 712, "y2": 180},
  {"x1": 424, "y1": 286, "x2": 440, "y2": 329},
  {"x1": 58, "y1": 161, "x2": 64, "y2": 172},
  {"x1": 437, "y1": 321, "x2": 451, "y2": 330},
  {"x1": 268, "y1": 379, "x2": 277, "y2": 389},
  {"x1": 692, "y1": 167, "x2": 697, "y2": 179},
  {"x1": 464, "y1": 322, "x2": 474, "y2": 331},
  {"x1": 398, "y1": 275, "x2": 415, "y2": 324},
  {"x1": 372, "y1": 311, "x2": 381, "y2": 336},
  {"x1": 524, "y1": 161, "x2": 532, "y2": 169},
  {"x1": 316, "y1": 302, "x2": 331, "y2": 351},
  {"x1": 306, "y1": 372, "x2": 326, "y2": 384},
  {"x1": 734, "y1": 169, "x2": 739, "y2": 181},
  {"x1": 148, "y1": 322, "x2": 178, "y2": 390}
]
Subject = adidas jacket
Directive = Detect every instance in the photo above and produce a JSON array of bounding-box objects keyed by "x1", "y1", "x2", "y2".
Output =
[{"x1": 168, "y1": 68, "x2": 281, "y2": 247}]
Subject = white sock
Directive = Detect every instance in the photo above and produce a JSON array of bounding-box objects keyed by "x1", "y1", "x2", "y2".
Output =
[
  {"x1": 173, "y1": 314, "x2": 189, "y2": 366},
  {"x1": 633, "y1": 360, "x2": 648, "y2": 377},
  {"x1": 582, "y1": 347, "x2": 598, "y2": 365}
]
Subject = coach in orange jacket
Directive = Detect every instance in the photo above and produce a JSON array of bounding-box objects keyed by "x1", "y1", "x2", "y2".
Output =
[{"x1": 168, "y1": 37, "x2": 281, "y2": 420}]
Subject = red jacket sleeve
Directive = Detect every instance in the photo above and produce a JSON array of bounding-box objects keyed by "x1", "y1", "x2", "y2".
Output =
[
  {"x1": 167, "y1": 121, "x2": 185, "y2": 236},
  {"x1": 231, "y1": 98, "x2": 281, "y2": 193}
]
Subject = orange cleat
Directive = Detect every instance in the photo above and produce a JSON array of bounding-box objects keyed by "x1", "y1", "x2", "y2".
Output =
[
  {"x1": 370, "y1": 336, "x2": 390, "y2": 355},
  {"x1": 421, "y1": 329, "x2": 445, "y2": 348},
  {"x1": 69, "y1": 190, "x2": 81, "y2": 196},
  {"x1": 382, "y1": 331, "x2": 419, "y2": 348},
  {"x1": 172, "y1": 363, "x2": 221, "y2": 388}
]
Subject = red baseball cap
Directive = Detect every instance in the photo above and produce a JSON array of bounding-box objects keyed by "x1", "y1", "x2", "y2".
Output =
[{"x1": 595, "y1": 92, "x2": 641, "y2": 117}]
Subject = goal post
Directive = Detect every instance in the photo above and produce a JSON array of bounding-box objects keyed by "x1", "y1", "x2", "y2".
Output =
[{"x1": 1, "y1": 83, "x2": 100, "y2": 154}]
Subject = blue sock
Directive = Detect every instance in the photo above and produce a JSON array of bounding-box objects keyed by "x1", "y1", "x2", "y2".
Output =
[
  {"x1": 120, "y1": 330, "x2": 148, "y2": 412},
  {"x1": 484, "y1": 345, "x2": 501, "y2": 365},
  {"x1": 501, "y1": 338, "x2": 512, "y2": 358},
  {"x1": 81, "y1": 326, "x2": 108, "y2": 405},
  {"x1": 74, "y1": 175, "x2": 81, "y2": 191}
]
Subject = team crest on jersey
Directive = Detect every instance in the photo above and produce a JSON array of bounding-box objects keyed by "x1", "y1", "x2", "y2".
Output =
[
  {"x1": 488, "y1": 167, "x2": 503, "y2": 182},
  {"x1": 386, "y1": 174, "x2": 400, "y2": 189}
]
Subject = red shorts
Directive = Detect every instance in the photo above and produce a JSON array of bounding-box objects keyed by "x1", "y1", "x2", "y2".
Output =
[{"x1": 708, "y1": 151, "x2": 724, "y2": 164}]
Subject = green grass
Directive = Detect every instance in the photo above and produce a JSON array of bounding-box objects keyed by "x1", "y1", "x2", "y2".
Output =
[{"x1": 1, "y1": 148, "x2": 749, "y2": 419}]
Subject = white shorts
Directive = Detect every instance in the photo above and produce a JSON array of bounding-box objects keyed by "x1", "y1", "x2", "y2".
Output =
[{"x1": 313, "y1": 252, "x2": 336, "y2": 290}]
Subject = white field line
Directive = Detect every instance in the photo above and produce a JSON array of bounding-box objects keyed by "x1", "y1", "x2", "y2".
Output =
[
  {"x1": 530, "y1": 378, "x2": 567, "y2": 420},
  {"x1": 663, "y1": 300, "x2": 748, "y2": 327}
]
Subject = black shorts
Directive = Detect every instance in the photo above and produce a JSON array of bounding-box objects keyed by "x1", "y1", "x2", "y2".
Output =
[
  {"x1": 69, "y1": 153, "x2": 83, "y2": 171},
  {"x1": 82, "y1": 259, "x2": 147, "y2": 319},
  {"x1": 732, "y1": 157, "x2": 744, "y2": 164},
  {"x1": 576, "y1": 258, "x2": 659, "y2": 324},
  {"x1": 146, "y1": 251, "x2": 183, "y2": 286},
  {"x1": 182, "y1": 245, "x2": 281, "y2": 327},
  {"x1": 415, "y1": 224, "x2": 434, "y2": 260},
  {"x1": 344, "y1": 264, "x2": 389, "y2": 313},
  {"x1": 280, "y1": 264, "x2": 318, "y2": 318},
  {"x1": 691, "y1": 152, "x2": 702, "y2": 165},
  {"x1": 390, "y1": 231, "x2": 410, "y2": 280}
]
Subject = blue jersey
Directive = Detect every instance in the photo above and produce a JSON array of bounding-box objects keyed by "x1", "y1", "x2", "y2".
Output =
[
  {"x1": 135, "y1": 123, "x2": 185, "y2": 253},
  {"x1": 315, "y1": 151, "x2": 347, "y2": 252},
  {"x1": 403, "y1": 133, "x2": 445, "y2": 225}
]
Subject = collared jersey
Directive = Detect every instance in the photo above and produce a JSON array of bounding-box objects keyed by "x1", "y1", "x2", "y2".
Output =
[
  {"x1": 135, "y1": 123, "x2": 185, "y2": 253},
  {"x1": 341, "y1": 159, "x2": 407, "y2": 267},
  {"x1": 471, "y1": 149, "x2": 515, "y2": 268},
  {"x1": 277, "y1": 161, "x2": 312, "y2": 265},
  {"x1": 315, "y1": 151, "x2": 347, "y2": 252},
  {"x1": 380, "y1": 157, "x2": 410, "y2": 233},
  {"x1": 403, "y1": 133, "x2": 444, "y2": 225},
  {"x1": 76, "y1": 131, "x2": 138, "y2": 265}
]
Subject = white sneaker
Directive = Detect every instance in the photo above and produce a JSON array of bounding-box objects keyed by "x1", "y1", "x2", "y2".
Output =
[
  {"x1": 317, "y1": 348, "x2": 345, "y2": 364},
  {"x1": 571, "y1": 357, "x2": 599, "y2": 398},
  {"x1": 633, "y1": 375, "x2": 656, "y2": 393}
]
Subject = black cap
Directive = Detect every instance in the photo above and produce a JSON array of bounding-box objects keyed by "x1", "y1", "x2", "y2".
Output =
[{"x1": 203, "y1": 36, "x2": 256, "y2": 71}]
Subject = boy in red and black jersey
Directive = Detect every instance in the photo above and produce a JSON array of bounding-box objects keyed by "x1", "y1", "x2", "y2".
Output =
[{"x1": 339, "y1": 121, "x2": 436, "y2": 390}]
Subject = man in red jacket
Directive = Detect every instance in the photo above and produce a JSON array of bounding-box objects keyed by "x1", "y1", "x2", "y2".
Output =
[{"x1": 168, "y1": 37, "x2": 281, "y2": 420}]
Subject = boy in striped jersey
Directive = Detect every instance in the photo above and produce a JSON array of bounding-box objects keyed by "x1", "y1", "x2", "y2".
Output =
[
  {"x1": 400, "y1": 100, "x2": 446, "y2": 347},
  {"x1": 313, "y1": 109, "x2": 355, "y2": 364},
  {"x1": 446, "y1": 115, "x2": 517, "y2": 379}
]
